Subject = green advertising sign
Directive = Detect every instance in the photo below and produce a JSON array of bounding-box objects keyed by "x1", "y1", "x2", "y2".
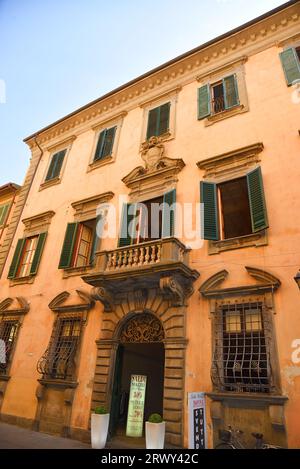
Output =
[{"x1": 126, "y1": 374, "x2": 147, "y2": 438}]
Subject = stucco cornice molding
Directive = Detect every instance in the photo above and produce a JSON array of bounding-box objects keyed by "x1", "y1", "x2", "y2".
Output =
[
  {"x1": 199, "y1": 266, "x2": 281, "y2": 299},
  {"x1": 48, "y1": 290, "x2": 95, "y2": 313},
  {"x1": 24, "y1": 3, "x2": 300, "y2": 150},
  {"x1": 0, "y1": 296, "x2": 30, "y2": 315},
  {"x1": 197, "y1": 142, "x2": 264, "y2": 179},
  {"x1": 138, "y1": 85, "x2": 182, "y2": 108},
  {"x1": 45, "y1": 135, "x2": 77, "y2": 152},
  {"x1": 196, "y1": 56, "x2": 248, "y2": 82},
  {"x1": 22, "y1": 210, "x2": 55, "y2": 229},
  {"x1": 71, "y1": 192, "x2": 114, "y2": 213},
  {"x1": 91, "y1": 111, "x2": 127, "y2": 132}
]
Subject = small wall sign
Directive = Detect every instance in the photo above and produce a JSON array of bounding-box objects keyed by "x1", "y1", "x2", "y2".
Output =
[
  {"x1": 188, "y1": 392, "x2": 207, "y2": 449},
  {"x1": 126, "y1": 374, "x2": 147, "y2": 437}
]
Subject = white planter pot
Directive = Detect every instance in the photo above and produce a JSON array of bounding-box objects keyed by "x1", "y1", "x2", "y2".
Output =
[
  {"x1": 145, "y1": 421, "x2": 166, "y2": 449},
  {"x1": 91, "y1": 413, "x2": 110, "y2": 449}
]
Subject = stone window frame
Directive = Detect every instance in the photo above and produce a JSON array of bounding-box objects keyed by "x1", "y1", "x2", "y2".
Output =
[
  {"x1": 0, "y1": 297, "x2": 29, "y2": 408},
  {"x1": 9, "y1": 211, "x2": 55, "y2": 286},
  {"x1": 196, "y1": 56, "x2": 249, "y2": 126},
  {"x1": 62, "y1": 192, "x2": 114, "y2": 278},
  {"x1": 139, "y1": 86, "x2": 182, "y2": 146},
  {"x1": 39, "y1": 136, "x2": 76, "y2": 191},
  {"x1": 88, "y1": 112, "x2": 127, "y2": 172},
  {"x1": 197, "y1": 142, "x2": 268, "y2": 254}
]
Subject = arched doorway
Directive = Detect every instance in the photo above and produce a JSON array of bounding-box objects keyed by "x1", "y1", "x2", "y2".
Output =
[{"x1": 109, "y1": 312, "x2": 165, "y2": 440}]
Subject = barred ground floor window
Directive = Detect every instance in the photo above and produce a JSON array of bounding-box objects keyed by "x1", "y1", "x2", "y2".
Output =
[
  {"x1": 0, "y1": 315, "x2": 20, "y2": 374},
  {"x1": 37, "y1": 313, "x2": 84, "y2": 381},
  {"x1": 212, "y1": 302, "x2": 275, "y2": 393}
]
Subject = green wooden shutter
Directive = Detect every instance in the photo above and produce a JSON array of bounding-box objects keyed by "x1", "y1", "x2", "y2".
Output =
[
  {"x1": 45, "y1": 153, "x2": 58, "y2": 181},
  {"x1": 0, "y1": 203, "x2": 9, "y2": 226},
  {"x1": 7, "y1": 238, "x2": 26, "y2": 279},
  {"x1": 52, "y1": 150, "x2": 66, "y2": 178},
  {"x1": 146, "y1": 107, "x2": 159, "y2": 139},
  {"x1": 200, "y1": 182, "x2": 219, "y2": 240},
  {"x1": 158, "y1": 102, "x2": 170, "y2": 136},
  {"x1": 30, "y1": 232, "x2": 47, "y2": 275},
  {"x1": 94, "y1": 129, "x2": 106, "y2": 161},
  {"x1": 58, "y1": 223, "x2": 79, "y2": 269},
  {"x1": 223, "y1": 74, "x2": 239, "y2": 109},
  {"x1": 280, "y1": 48, "x2": 300, "y2": 86},
  {"x1": 118, "y1": 203, "x2": 137, "y2": 247},
  {"x1": 198, "y1": 84, "x2": 211, "y2": 119},
  {"x1": 162, "y1": 189, "x2": 176, "y2": 238},
  {"x1": 89, "y1": 216, "x2": 102, "y2": 265},
  {"x1": 102, "y1": 126, "x2": 117, "y2": 158},
  {"x1": 247, "y1": 167, "x2": 269, "y2": 233}
]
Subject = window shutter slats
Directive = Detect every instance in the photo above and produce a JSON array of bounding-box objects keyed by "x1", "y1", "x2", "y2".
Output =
[
  {"x1": 58, "y1": 223, "x2": 79, "y2": 269},
  {"x1": 158, "y1": 102, "x2": 170, "y2": 136},
  {"x1": 52, "y1": 150, "x2": 66, "y2": 178},
  {"x1": 279, "y1": 48, "x2": 300, "y2": 86},
  {"x1": 89, "y1": 216, "x2": 103, "y2": 265},
  {"x1": 45, "y1": 153, "x2": 58, "y2": 181},
  {"x1": 102, "y1": 126, "x2": 116, "y2": 158},
  {"x1": 94, "y1": 130, "x2": 106, "y2": 161},
  {"x1": 30, "y1": 232, "x2": 47, "y2": 275},
  {"x1": 198, "y1": 84, "x2": 211, "y2": 119},
  {"x1": 162, "y1": 189, "x2": 176, "y2": 238},
  {"x1": 200, "y1": 181, "x2": 219, "y2": 240},
  {"x1": 0, "y1": 204, "x2": 9, "y2": 226},
  {"x1": 247, "y1": 167, "x2": 269, "y2": 232},
  {"x1": 7, "y1": 238, "x2": 26, "y2": 279},
  {"x1": 223, "y1": 74, "x2": 239, "y2": 109},
  {"x1": 146, "y1": 108, "x2": 158, "y2": 140},
  {"x1": 118, "y1": 203, "x2": 137, "y2": 247}
]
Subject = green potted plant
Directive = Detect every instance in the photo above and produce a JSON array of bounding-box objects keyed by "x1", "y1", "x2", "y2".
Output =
[
  {"x1": 145, "y1": 413, "x2": 165, "y2": 449},
  {"x1": 91, "y1": 405, "x2": 110, "y2": 449}
]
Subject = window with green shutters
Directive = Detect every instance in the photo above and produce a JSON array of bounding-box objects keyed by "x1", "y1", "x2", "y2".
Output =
[
  {"x1": 146, "y1": 102, "x2": 171, "y2": 140},
  {"x1": 58, "y1": 219, "x2": 99, "y2": 269},
  {"x1": 118, "y1": 190, "x2": 176, "y2": 247},
  {"x1": 7, "y1": 232, "x2": 47, "y2": 279},
  {"x1": 279, "y1": 47, "x2": 300, "y2": 86},
  {"x1": 94, "y1": 126, "x2": 117, "y2": 161},
  {"x1": 198, "y1": 74, "x2": 239, "y2": 120},
  {"x1": 201, "y1": 167, "x2": 268, "y2": 241},
  {"x1": 0, "y1": 203, "x2": 10, "y2": 227},
  {"x1": 45, "y1": 149, "x2": 67, "y2": 181}
]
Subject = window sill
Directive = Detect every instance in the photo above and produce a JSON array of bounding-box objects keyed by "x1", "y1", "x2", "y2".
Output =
[
  {"x1": 207, "y1": 392, "x2": 288, "y2": 407},
  {"x1": 87, "y1": 155, "x2": 114, "y2": 172},
  {"x1": 62, "y1": 265, "x2": 94, "y2": 278},
  {"x1": 38, "y1": 378, "x2": 78, "y2": 389},
  {"x1": 142, "y1": 131, "x2": 174, "y2": 146},
  {"x1": 9, "y1": 275, "x2": 35, "y2": 286},
  {"x1": 39, "y1": 177, "x2": 61, "y2": 191},
  {"x1": 204, "y1": 104, "x2": 248, "y2": 126},
  {"x1": 208, "y1": 229, "x2": 268, "y2": 255}
]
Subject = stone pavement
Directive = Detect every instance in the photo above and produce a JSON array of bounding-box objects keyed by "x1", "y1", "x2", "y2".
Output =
[{"x1": 0, "y1": 422, "x2": 90, "y2": 449}]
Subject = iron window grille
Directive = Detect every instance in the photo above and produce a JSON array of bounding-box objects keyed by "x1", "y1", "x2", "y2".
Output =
[
  {"x1": 37, "y1": 314, "x2": 84, "y2": 381},
  {"x1": 211, "y1": 302, "x2": 274, "y2": 393},
  {"x1": 0, "y1": 316, "x2": 20, "y2": 374}
]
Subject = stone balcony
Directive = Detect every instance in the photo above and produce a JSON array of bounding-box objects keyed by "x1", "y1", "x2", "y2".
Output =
[{"x1": 82, "y1": 238, "x2": 199, "y2": 310}]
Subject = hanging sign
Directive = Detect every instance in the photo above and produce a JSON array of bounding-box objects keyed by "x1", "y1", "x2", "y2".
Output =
[
  {"x1": 126, "y1": 374, "x2": 147, "y2": 437},
  {"x1": 188, "y1": 392, "x2": 207, "y2": 449}
]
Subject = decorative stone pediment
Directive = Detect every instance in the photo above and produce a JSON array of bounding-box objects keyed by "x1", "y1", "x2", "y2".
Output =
[
  {"x1": 199, "y1": 266, "x2": 281, "y2": 298},
  {"x1": 48, "y1": 290, "x2": 95, "y2": 313},
  {"x1": 122, "y1": 136, "x2": 185, "y2": 199},
  {"x1": 0, "y1": 297, "x2": 29, "y2": 315},
  {"x1": 22, "y1": 211, "x2": 55, "y2": 236}
]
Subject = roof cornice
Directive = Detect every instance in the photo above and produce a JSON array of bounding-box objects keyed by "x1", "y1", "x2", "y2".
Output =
[{"x1": 24, "y1": 1, "x2": 300, "y2": 150}]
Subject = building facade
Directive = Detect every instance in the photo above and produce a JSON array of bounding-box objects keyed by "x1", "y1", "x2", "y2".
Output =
[{"x1": 0, "y1": 1, "x2": 300, "y2": 448}]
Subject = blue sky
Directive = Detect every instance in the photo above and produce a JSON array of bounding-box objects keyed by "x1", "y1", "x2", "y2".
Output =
[{"x1": 0, "y1": 0, "x2": 286, "y2": 185}]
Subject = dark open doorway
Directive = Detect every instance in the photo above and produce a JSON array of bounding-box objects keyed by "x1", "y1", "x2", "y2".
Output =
[{"x1": 109, "y1": 342, "x2": 165, "y2": 439}]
